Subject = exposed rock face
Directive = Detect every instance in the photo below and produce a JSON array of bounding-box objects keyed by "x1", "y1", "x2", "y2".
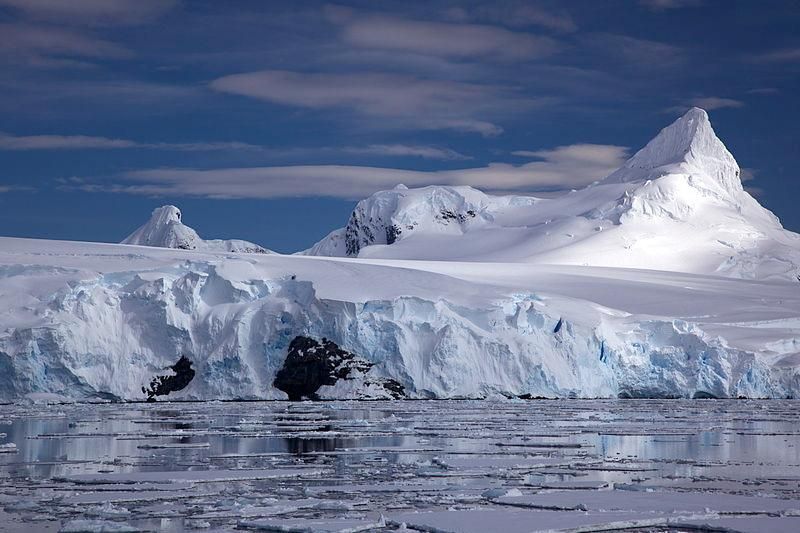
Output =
[
  {"x1": 273, "y1": 336, "x2": 405, "y2": 400},
  {"x1": 302, "y1": 185, "x2": 495, "y2": 258},
  {"x1": 143, "y1": 355, "x2": 196, "y2": 401}
]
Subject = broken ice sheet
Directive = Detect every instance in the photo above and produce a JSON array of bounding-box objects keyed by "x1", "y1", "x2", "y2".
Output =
[{"x1": 0, "y1": 400, "x2": 799, "y2": 532}]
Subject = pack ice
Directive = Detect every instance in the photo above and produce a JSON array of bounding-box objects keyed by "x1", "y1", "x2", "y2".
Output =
[{"x1": 1, "y1": 108, "x2": 799, "y2": 401}]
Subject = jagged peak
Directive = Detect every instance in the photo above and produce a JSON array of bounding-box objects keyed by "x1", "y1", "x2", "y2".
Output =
[{"x1": 604, "y1": 107, "x2": 742, "y2": 194}]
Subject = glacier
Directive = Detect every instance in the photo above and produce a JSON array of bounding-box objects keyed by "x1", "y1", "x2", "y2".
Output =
[{"x1": 1, "y1": 107, "x2": 800, "y2": 401}]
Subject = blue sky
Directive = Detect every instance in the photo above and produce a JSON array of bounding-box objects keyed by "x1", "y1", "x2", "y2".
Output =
[{"x1": 0, "y1": 0, "x2": 798, "y2": 253}]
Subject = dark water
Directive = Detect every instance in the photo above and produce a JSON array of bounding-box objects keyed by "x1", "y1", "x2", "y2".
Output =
[{"x1": 0, "y1": 400, "x2": 798, "y2": 532}]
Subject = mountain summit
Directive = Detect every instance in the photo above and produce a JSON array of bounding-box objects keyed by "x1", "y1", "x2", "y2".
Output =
[
  {"x1": 605, "y1": 107, "x2": 742, "y2": 196},
  {"x1": 122, "y1": 205, "x2": 271, "y2": 254}
]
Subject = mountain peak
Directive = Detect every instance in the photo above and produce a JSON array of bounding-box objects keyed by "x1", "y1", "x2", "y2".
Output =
[
  {"x1": 122, "y1": 205, "x2": 201, "y2": 250},
  {"x1": 605, "y1": 107, "x2": 741, "y2": 193},
  {"x1": 122, "y1": 205, "x2": 271, "y2": 254}
]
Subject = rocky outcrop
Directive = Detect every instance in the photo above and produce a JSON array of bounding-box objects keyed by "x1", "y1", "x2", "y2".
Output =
[
  {"x1": 273, "y1": 337, "x2": 405, "y2": 400},
  {"x1": 143, "y1": 356, "x2": 196, "y2": 401}
]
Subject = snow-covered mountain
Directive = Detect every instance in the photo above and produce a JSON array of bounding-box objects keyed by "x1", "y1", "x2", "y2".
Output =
[
  {"x1": 305, "y1": 109, "x2": 800, "y2": 281},
  {"x1": 1, "y1": 108, "x2": 799, "y2": 402},
  {"x1": 122, "y1": 205, "x2": 272, "y2": 254}
]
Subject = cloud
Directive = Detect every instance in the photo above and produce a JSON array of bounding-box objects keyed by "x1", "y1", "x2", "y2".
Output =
[
  {"x1": 341, "y1": 144, "x2": 471, "y2": 161},
  {"x1": 443, "y1": 4, "x2": 576, "y2": 32},
  {"x1": 581, "y1": 33, "x2": 684, "y2": 69},
  {"x1": 0, "y1": 132, "x2": 271, "y2": 151},
  {"x1": 739, "y1": 168, "x2": 757, "y2": 182},
  {"x1": 746, "y1": 88, "x2": 779, "y2": 95},
  {"x1": 0, "y1": 133, "x2": 470, "y2": 160},
  {"x1": 0, "y1": 0, "x2": 178, "y2": 26},
  {"x1": 748, "y1": 48, "x2": 800, "y2": 63},
  {"x1": 0, "y1": 133, "x2": 137, "y2": 150},
  {"x1": 210, "y1": 69, "x2": 540, "y2": 136},
  {"x1": 639, "y1": 0, "x2": 703, "y2": 10},
  {"x1": 690, "y1": 97, "x2": 744, "y2": 110},
  {"x1": 326, "y1": 6, "x2": 559, "y2": 61},
  {"x1": 0, "y1": 23, "x2": 133, "y2": 66},
  {"x1": 0, "y1": 80, "x2": 201, "y2": 117},
  {"x1": 0, "y1": 185, "x2": 35, "y2": 193},
  {"x1": 667, "y1": 97, "x2": 744, "y2": 113},
  {"x1": 73, "y1": 143, "x2": 629, "y2": 200}
]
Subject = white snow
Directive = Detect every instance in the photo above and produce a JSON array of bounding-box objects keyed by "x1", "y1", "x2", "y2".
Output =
[
  {"x1": 0, "y1": 108, "x2": 799, "y2": 400},
  {"x1": 122, "y1": 205, "x2": 272, "y2": 254},
  {"x1": 305, "y1": 108, "x2": 800, "y2": 281}
]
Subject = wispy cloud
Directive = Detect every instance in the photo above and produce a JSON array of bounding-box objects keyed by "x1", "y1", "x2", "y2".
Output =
[
  {"x1": 639, "y1": 0, "x2": 703, "y2": 10},
  {"x1": 0, "y1": 132, "x2": 264, "y2": 151},
  {"x1": 210, "y1": 69, "x2": 542, "y2": 136},
  {"x1": 341, "y1": 144, "x2": 471, "y2": 160},
  {"x1": 0, "y1": 0, "x2": 178, "y2": 26},
  {"x1": 666, "y1": 96, "x2": 744, "y2": 113},
  {"x1": 748, "y1": 48, "x2": 800, "y2": 63},
  {"x1": 0, "y1": 133, "x2": 470, "y2": 160},
  {"x1": 71, "y1": 143, "x2": 628, "y2": 199},
  {"x1": 0, "y1": 133, "x2": 136, "y2": 150},
  {"x1": 443, "y1": 4, "x2": 576, "y2": 32},
  {"x1": 326, "y1": 6, "x2": 559, "y2": 61},
  {"x1": 746, "y1": 87, "x2": 780, "y2": 95},
  {"x1": 0, "y1": 23, "x2": 133, "y2": 67},
  {"x1": 581, "y1": 33, "x2": 685, "y2": 70},
  {"x1": 0, "y1": 185, "x2": 35, "y2": 193},
  {"x1": 690, "y1": 97, "x2": 744, "y2": 110}
]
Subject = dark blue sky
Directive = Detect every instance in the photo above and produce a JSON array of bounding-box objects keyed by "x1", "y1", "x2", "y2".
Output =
[{"x1": 0, "y1": 0, "x2": 798, "y2": 253}]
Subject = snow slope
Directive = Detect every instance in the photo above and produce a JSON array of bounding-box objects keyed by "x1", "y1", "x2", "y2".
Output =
[
  {"x1": 305, "y1": 109, "x2": 800, "y2": 281},
  {"x1": 122, "y1": 205, "x2": 272, "y2": 254}
]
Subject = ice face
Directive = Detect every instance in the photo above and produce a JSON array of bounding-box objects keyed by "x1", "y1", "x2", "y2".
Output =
[{"x1": 1, "y1": 237, "x2": 799, "y2": 401}]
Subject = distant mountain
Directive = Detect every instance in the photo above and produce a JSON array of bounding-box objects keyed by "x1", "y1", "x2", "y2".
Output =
[
  {"x1": 122, "y1": 205, "x2": 272, "y2": 254},
  {"x1": 305, "y1": 108, "x2": 800, "y2": 280}
]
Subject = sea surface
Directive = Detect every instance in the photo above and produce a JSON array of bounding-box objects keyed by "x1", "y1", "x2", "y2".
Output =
[{"x1": 0, "y1": 400, "x2": 799, "y2": 532}]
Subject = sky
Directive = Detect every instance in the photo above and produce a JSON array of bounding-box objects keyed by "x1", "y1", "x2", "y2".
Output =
[{"x1": 0, "y1": 0, "x2": 798, "y2": 253}]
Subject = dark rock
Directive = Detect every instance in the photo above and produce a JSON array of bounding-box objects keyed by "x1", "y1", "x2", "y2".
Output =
[
  {"x1": 273, "y1": 336, "x2": 405, "y2": 400},
  {"x1": 386, "y1": 224, "x2": 402, "y2": 245},
  {"x1": 143, "y1": 355, "x2": 195, "y2": 401}
]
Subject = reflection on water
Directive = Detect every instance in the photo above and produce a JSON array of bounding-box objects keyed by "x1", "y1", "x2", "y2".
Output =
[{"x1": 0, "y1": 400, "x2": 798, "y2": 532}]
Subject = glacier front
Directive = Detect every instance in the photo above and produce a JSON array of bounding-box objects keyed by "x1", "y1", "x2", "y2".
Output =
[{"x1": 1, "y1": 236, "x2": 799, "y2": 401}]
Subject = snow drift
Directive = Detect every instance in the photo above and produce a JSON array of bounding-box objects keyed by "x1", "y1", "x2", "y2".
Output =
[{"x1": 1, "y1": 108, "x2": 800, "y2": 401}]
